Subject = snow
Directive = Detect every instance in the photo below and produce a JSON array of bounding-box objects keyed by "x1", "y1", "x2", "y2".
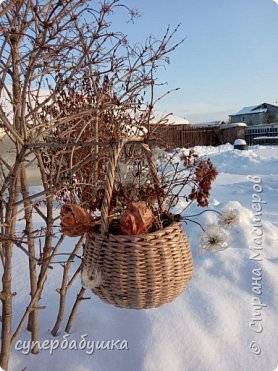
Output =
[
  {"x1": 254, "y1": 136, "x2": 278, "y2": 140},
  {"x1": 234, "y1": 139, "x2": 247, "y2": 145},
  {"x1": 191, "y1": 120, "x2": 221, "y2": 128},
  {"x1": 121, "y1": 123, "x2": 148, "y2": 137},
  {"x1": 221, "y1": 122, "x2": 247, "y2": 129},
  {"x1": 151, "y1": 113, "x2": 190, "y2": 126},
  {"x1": 0, "y1": 128, "x2": 5, "y2": 139},
  {"x1": 165, "y1": 115, "x2": 190, "y2": 125},
  {"x1": 4, "y1": 145, "x2": 278, "y2": 371},
  {"x1": 191, "y1": 121, "x2": 247, "y2": 129},
  {"x1": 232, "y1": 105, "x2": 267, "y2": 116}
]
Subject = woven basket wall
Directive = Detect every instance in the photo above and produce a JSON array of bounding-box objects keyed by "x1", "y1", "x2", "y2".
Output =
[
  {"x1": 83, "y1": 221, "x2": 192, "y2": 309},
  {"x1": 81, "y1": 137, "x2": 193, "y2": 309}
]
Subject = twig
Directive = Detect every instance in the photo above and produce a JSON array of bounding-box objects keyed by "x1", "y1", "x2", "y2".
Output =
[
  {"x1": 65, "y1": 287, "x2": 87, "y2": 334},
  {"x1": 51, "y1": 237, "x2": 84, "y2": 336},
  {"x1": 181, "y1": 217, "x2": 205, "y2": 232},
  {"x1": 67, "y1": 266, "x2": 82, "y2": 289},
  {"x1": 12, "y1": 187, "x2": 56, "y2": 207},
  {"x1": 185, "y1": 209, "x2": 222, "y2": 218}
]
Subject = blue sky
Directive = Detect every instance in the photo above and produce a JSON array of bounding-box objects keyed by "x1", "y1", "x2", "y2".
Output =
[{"x1": 112, "y1": 0, "x2": 278, "y2": 122}]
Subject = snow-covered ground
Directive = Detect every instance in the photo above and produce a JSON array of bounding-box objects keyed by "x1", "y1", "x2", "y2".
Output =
[
  {"x1": 6, "y1": 144, "x2": 278, "y2": 371},
  {"x1": 0, "y1": 128, "x2": 5, "y2": 139}
]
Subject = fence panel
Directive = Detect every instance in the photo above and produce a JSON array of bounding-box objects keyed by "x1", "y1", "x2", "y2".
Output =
[{"x1": 152, "y1": 125, "x2": 244, "y2": 149}]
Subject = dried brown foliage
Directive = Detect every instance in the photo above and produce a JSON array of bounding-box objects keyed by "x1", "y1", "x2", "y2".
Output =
[
  {"x1": 181, "y1": 151, "x2": 218, "y2": 207},
  {"x1": 154, "y1": 149, "x2": 218, "y2": 212},
  {"x1": 58, "y1": 147, "x2": 218, "y2": 236},
  {"x1": 60, "y1": 204, "x2": 95, "y2": 237},
  {"x1": 119, "y1": 201, "x2": 155, "y2": 235},
  {"x1": 35, "y1": 14, "x2": 184, "y2": 210}
]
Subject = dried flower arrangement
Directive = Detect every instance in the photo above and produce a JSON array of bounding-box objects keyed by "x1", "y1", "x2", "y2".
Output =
[
  {"x1": 38, "y1": 79, "x2": 222, "y2": 242},
  {"x1": 59, "y1": 144, "x2": 219, "y2": 236},
  {"x1": 39, "y1": 85, "x2": 223, "y2": 309}
]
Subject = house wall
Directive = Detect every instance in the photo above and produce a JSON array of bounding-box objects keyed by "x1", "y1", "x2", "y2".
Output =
[
  {"x1": 230, "y1": 112, "x2": 266, "y2": 125},
  {"x1": 265, "y1": 104, "x2": 278, "y2": 122},
  {"x1": 230, "y1": 104, "x2": 278, "y2": 125}
]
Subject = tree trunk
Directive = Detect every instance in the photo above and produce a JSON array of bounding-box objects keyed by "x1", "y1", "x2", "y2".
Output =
[
  {"x1": 20, "y1": 165, "x2": 39, "y2": 354},
  {"x1": 0, "y1": 168, "x2": 21, "y2": 370}
]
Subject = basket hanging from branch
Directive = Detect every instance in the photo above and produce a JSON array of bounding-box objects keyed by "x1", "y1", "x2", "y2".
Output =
[{"x1": 81, "y1": 137, "x2": 193, "y2": 309}]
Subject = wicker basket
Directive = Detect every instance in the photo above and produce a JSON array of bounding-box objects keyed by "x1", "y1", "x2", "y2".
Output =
[{"x1": 82, "y1": 137, "x2": 193, "y2": 309}]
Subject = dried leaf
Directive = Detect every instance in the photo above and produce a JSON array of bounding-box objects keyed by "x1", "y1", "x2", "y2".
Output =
[
  {"x1": 60, "y1": 204, "x2": 94, "y2": 237},
  {"x1": 120, "y1": 201, "x2": 154, "y2": 235}
]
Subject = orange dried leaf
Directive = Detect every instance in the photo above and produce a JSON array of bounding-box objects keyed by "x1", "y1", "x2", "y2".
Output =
[
  {"x1": 120, "y1": 201, "x2": 155, "y2": 235},
  {"x1": 60, "y1": 204, "x2": 94, "y2": 237}
]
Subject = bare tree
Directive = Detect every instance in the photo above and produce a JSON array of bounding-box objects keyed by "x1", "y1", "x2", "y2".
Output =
[
  {"x1": 0, "y1": 0, "x2": 183, "y2": 368},
  {"x1": 0, "y1": 0, "x2": 20, "y2": 18}
]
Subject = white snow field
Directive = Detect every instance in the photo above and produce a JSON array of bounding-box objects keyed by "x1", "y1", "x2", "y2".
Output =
[{"x1": 6, "y1": 144, "x2": 278, "y2": 371}]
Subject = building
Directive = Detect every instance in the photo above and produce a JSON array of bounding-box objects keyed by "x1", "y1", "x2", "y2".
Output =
[
  {"x1": 245, "y1": 123, "x2": 278, "y2": 145},
  {"x1": 229, "y1": 103, "x2": 278, "y2": 126}
]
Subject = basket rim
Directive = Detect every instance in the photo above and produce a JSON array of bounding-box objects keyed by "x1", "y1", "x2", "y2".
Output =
[{"x1": 88, "y1": 220, "x2": 184, "y2": 240}]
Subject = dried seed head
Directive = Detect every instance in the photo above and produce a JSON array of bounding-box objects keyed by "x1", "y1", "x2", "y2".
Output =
[
  {"x1": 219, "y1": 207, "x2": 239, "y2": 229},
  {"x1": 200, "y1": 225, "x2": 228, "y2": 252}
]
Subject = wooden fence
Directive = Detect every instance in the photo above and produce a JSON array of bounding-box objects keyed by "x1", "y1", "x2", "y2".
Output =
[{"x1": 152, "y1": 124, "x2": 245, "y2": 149}]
